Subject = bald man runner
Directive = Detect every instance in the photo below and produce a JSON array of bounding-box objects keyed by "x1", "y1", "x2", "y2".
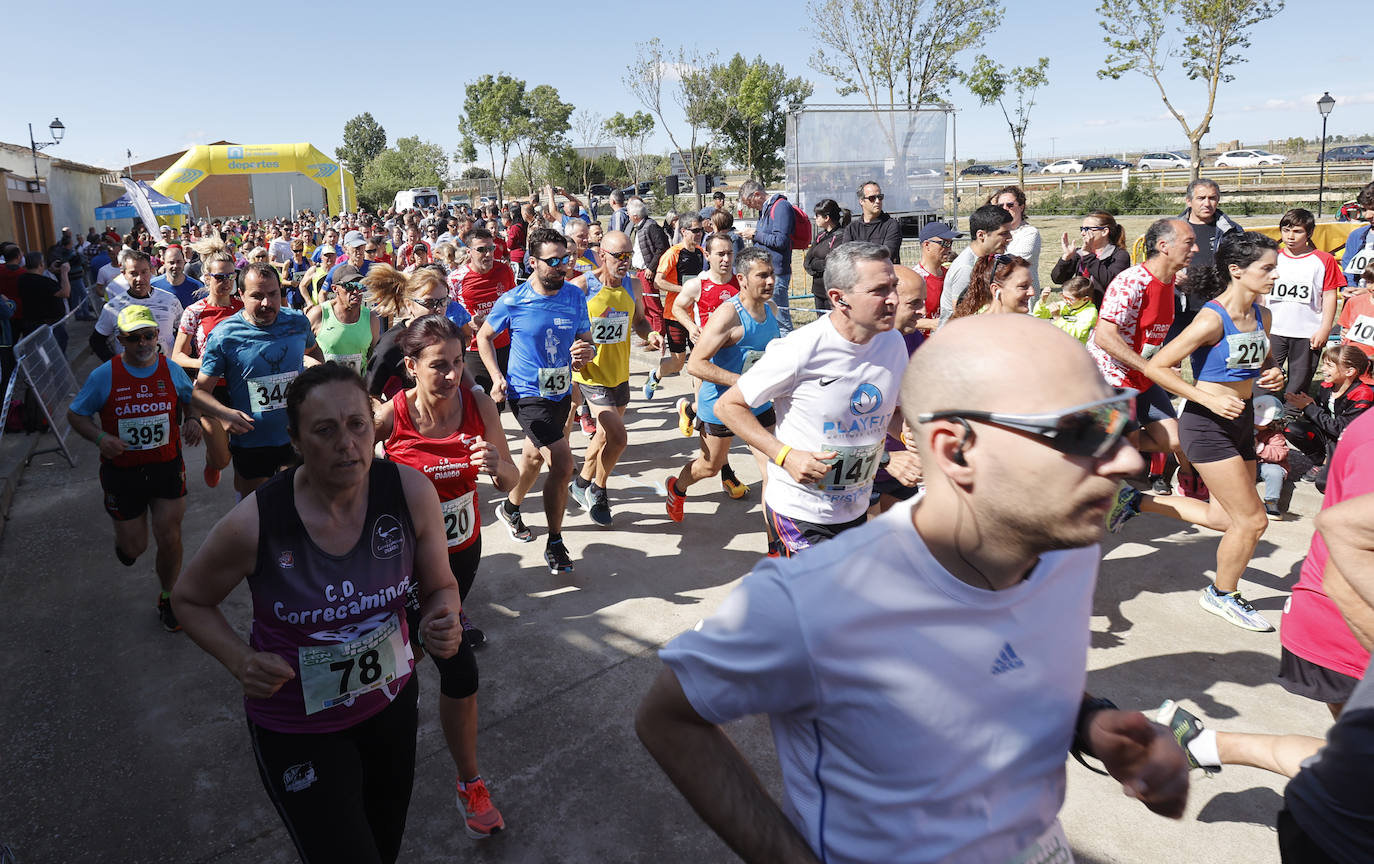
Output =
[{"x1": 638, "y1": 314, "x2": 1190, "y2": 864}]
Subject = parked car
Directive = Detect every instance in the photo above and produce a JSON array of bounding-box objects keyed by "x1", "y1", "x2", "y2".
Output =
[
  {"x1": 1214, "y1": 149, "x2": 1288, "y2": 168},
  {"x1": 588, "y1": 183, "x2": 615, "y2": 196},
  {"x1": 1041, "y1": 159, "x2": 1085, "y2": 175},
  {"x1": 996, "y1": 160, "x2": 1045, "y2": 174},
  {"x1": 960, "y1": 164, "x2": 1011, "y2": 176},
  {"x1": 1082, "y1": 157, "x2": 1131, "y2": 171},
  {"x1": 1137, "y1": 152, "x2": 1193, "y2": 171},
  {"x1": 618, "y1": 181, "x2": 653, "y2": 197},
  {"x1": 1321, "y1": 144, "x2": 1374, "y2": 163}
]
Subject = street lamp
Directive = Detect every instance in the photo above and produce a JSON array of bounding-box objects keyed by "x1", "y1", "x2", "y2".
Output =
[
  {"x1": 28, "y1": 117, "x2": 65, "y2": 183},
  {"x1": 1317, "y1": 92, "x2": 1335, "y2": 218}
]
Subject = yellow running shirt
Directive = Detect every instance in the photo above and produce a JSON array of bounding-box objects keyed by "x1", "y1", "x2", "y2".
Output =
[{"x1": 576, "y1": 273, "x2": 636, "y2": 388}]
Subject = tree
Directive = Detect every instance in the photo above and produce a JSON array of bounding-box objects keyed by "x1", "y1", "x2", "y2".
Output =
[
  {"x1": 604, "y1": 111, "x2": 655, "y2": 189},
  {"x1": 807, "y1": 0, "x2": 1002, "y2": 199},
  {"x1": 458, "y1": 74, "x2": 526, "y2": 205},
  {"x1": 511, "y1": 84, "x2": 574, "y2": 200},
  {"x1": 336, "y1": 113, "x2": 387, "y2": 184},
  {"x1": 460, "y1": 166, "x2": 493, "y2": 180},
  {"x1": 358, "y1": 136, "x2": 448, "y2": 211},
  {"x1": 1097, "y1": 0, "x2": 1284, "y2": 181},
  {"x1": 625, "y1": 38, "x2": 719, "y2": 205},
  {"x1": 964, "y1": 55, "x2": 1049, "y2": 187},
  {"x1": 572, "y1": 110, "x2": 606, "y2": 195},
  {"x1": 701, "y1": 55, "x2": 813, "y2": 186}
]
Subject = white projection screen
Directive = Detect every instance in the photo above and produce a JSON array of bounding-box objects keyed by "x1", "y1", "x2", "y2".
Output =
[{"x1": 785, "y1": 107, "x2": 947, "y2": 216}]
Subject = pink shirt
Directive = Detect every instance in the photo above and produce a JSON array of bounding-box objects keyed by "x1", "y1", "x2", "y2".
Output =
[{"x1": 1280, "y1": 410, "x2": 1374, "y2": 678}]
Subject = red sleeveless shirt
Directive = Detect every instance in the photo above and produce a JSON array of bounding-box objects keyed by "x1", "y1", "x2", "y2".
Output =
[{"x1": 384, "y1": 388, "x2": 486, "y2": 552}]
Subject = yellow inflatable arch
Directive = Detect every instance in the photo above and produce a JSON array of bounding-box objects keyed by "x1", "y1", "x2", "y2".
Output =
[{"x1": 151, "y1": 142, "x2": 358, "y2": 216}]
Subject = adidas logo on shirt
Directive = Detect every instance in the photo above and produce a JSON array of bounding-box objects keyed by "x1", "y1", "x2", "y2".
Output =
[{"x1": 990, "y1": 642, "x2": 1025, "y2": 675}]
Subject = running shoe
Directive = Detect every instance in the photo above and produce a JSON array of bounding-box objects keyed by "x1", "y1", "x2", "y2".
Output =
[
  {"x1": 1301, "y1": 466, "x2": 1323, "y2": 483},
  {"x1": 1105, "y1": 483, "x2": 1142, "y2": 533},
  {"x1": 544, "y1": 539, "x2": 574, "y2": 574},
  {"x1": 460, "y1": 610, "x2": 486, "y2": 648},
  {"x1": 642, "y1": 371, "x2": 659, "y2": 400},
  {"x1": 665, "y1": 476, "x2": 685, "y2": 523},
  {"x1": 456, "y1": 777, "x2": 505, "y2": 839},
  {"x1": 1150, "y1": 476, "x2": 1171, "y2": 496},
  {"x1": 156, "y1": 596, "x2": 181, "y2": 633},
  {"x1": 720, "y1": 467, "x2": 749, "y2": 499},
  {"x1": 495, "y1": 501, "x2": 534, "y2": 543},
  {"x1": 1199, "y1": 585, "x2": 1274, "y2": 632},
  {"x1": 1154, "y1": 700, "x2": 1219, "y2": 774},
  {"x1": 1177, "y1": 472, "x2": 1210, "y2": 502},
  {"x1": 203, "y1": 464, "x2": 221, "y2": 488},
  {"x1": 568, "y1": 481, "x2": 593, "y2": 513},
  {"x1": 1265, "y1": 501, "x2": 1283, "y2": 520},
  {"x1": 676, "y1": 398, "x2": 696, "y2": 437},
  {"x1": 588, "y1": 486, "x2": 613, "y2": 526},
  {"x1": 577, "y1": 406, "x2": 597, "y2": 438}
]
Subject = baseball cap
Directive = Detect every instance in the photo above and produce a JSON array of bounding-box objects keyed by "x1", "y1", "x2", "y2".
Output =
[
  {"x1": 116, "y1": 304, "x2": 159, "y2": 334},
  {"x1": 918, "y1": 221, "x2": 964, "y2": 242},
  {"x1": 319, "y1": 246, "x2": 338, "y2": 258},
  {"x1": 343, "y1": 230, "x2": 367, "y2": 248},
  {"x1": 331, "y1": 264, "x2": 365, "y2": 287},
  {"x1": 1252, "y1": 394, "x2": 1283, "y2": 427}
]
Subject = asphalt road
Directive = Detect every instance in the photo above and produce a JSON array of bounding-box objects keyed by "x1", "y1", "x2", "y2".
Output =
[{"x1": 0, "y1": 347, "x2": 1332, "y2": 864}]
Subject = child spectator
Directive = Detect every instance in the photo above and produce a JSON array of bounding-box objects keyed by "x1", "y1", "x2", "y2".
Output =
[
  {"x1": 1031, "y1": 275, "x2": 1099, "y2": 344},
  {"x1": 1337, "y1": 263, "x2": 1374, "y2": 359},
  {"x1": 1252, "y1": 394, "x2": 1288, "y2": 519},
  {"x1": 1285, "y1": 344, "x2": 1374, "y2": 490}
]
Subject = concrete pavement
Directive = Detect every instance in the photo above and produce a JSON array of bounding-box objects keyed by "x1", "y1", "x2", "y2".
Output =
[{"x1": 0, "y1": 344, "x2": 1331, "y2": 864}]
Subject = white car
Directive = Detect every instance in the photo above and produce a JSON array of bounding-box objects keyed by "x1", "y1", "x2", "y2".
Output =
[
  {"x1": 1041, "y1": 159, "x2": 1084, "y2": 175},
  {"x1": 1137, "y1": 152, "x2": 1192, "y2": 171},
  {"x1": 1214, "y1": 149, "x2": 1289, "y2": 168}
]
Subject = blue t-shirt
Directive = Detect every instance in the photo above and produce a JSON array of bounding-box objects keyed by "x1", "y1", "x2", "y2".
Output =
[
  {"x1": 445, "y1": 300, "x2": 472, "y2": 329},
  {"x1": 311, "y1": 243, "x2": 343, "y2": 264},
  {"x1": 200, "y1": 309, "x2": 317, "y2": 447},
  {"x1": 485, "y1": 280, "x2": 591, "y2": 400},
  {"x1": 152, "y1": 274, "x2": 204, "y2": 310},
  {"x1": 70, "y1": 356, "x2": 195, "y2": 417}
]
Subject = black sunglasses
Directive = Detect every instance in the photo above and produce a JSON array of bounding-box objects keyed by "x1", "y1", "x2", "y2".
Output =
[
  {"x1": 470, "y1": 246, "x2": 495, "y2": 254},
  {"x1": 410, "y1": 296, "x2": 448, "y2": 311},
  {"x1": 917, "y1": 388, "x2": 1136, "y2": 460},
  {"x1": 863, "y1": 194, "x2": 885, "y2": 202},
  {"x1": 119, "y1": 330, "x2": 159, "y2": 343},
  {"x1": 206, "y1": 272, "x2": 236, "y2": 282}
]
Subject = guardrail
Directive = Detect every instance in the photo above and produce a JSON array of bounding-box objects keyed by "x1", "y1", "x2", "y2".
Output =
[{"x1": 951, "y1": 163, "x2": 1374, "y2": 199}]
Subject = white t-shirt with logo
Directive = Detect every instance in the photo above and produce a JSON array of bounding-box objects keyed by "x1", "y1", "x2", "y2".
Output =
[
  {"x1": 94, "y1": 287, "x2": 184, "y2": 358},
  {"x1": 1267, "y1": 248, "x2": 1343, "y2": 339},
  {"x1": 735, "y1": 313, "x2": 908, "y2": 525},
  {"x1": 661, "y1": 496, "x2": 1097, "y2": 864}
]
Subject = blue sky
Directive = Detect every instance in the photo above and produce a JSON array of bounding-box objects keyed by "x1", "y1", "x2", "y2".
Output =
[{"x1": 9, "y1": 0, "x2": 1364, "y2": 173}]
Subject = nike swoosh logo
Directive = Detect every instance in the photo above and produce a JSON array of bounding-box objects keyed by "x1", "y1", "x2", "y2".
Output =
[{"x1": 819, "y1": 377, "x2": 840, "y2": 386}]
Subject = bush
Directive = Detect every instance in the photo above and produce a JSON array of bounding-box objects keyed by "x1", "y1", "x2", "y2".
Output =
[{"x1": 1034, "y1": 180, "x2": 1176, "y2": 215}]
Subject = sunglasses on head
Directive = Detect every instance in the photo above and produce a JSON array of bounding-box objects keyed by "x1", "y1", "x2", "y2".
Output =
[
  {"x1": 410, "y1": 296, "x2": 448, "y2": 311},
  {"x1": 916, "y1": 388, "x2": 1137, "y2": 460},
  {"x1": 536, "y1": 254, "x2": 572, "y2": 267}
]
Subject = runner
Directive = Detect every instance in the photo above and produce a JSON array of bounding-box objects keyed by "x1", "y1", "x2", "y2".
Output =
[
  {"x1": 567, "y1": 230, "x2": 660, "y2": 526},
  {"x1": 193, "y1": 263, "x2": 324, "y2": 497},
  {"x1": 447, "y1": 227, "x2": 516, "y2": 401},
  {"x1": 173, "y1": 364, "x2": 464, "y2": 864},
  {"x1": 1109, "y1": 231, "x2": 1287, "y2": 632},
  {"x1": 364, "y1": 264, "x2": 473, "y2": 402},
  {"x1": 476, "y1": 227, "x2": 593, "y2": 573},
  {"x1": 171, "y1": 241, "x2": 243, "y2": 489},
  {"x1": 375, "y1": 314, "x2": 517, "y2": 838},
  {"x1": 151, "y1": 244, "x2": 203, "y2": 310},
  {"x1": 868, "y1": 265, "x2": 929, "y2": 515},
  {"x1": 665, "y1": 247, "x2": 781, "y2": 539},
  {"x1": 91, "y1": 250, "x2": 184, "y2": 361},
  {"x1": 306, "y1": 263, "x2": 380, "y2": 375},
  {"x1": 643, "y1": 213, "x2": 705, "y2": 400},
  {"x1": 714, "y1": 242, "x2": 918, "y2": 555},
  {"x1": 67, "y1": 305, "x2": 203, "y2": 632}
]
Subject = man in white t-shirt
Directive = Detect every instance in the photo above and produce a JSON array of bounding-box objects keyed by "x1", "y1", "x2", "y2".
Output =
[
  {"x1": 1270, "y1": 207, "x2": 1342, "y2": 395},
  {"x1": 637, "y1": 314, "x2": 1190, "y2": 864},
  {"x1": 715, "y1": 242, "x2": 921, "y2": 555},
  {"x1": 96, "y1": 245, "x2": 128, "y2": 299},
  {"x1": 91, "y1": 250, "x2": 183, "y2": 360}
]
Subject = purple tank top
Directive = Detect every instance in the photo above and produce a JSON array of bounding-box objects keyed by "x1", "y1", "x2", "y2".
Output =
[{"x1": 246, "y1": 460, "x2": 417, "y2": 733}]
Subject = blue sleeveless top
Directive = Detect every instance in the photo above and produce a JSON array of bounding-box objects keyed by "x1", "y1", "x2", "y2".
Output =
[
  {"x1": 698, "y1": 296, "x2": 782, "y2": 425},
  {"x1": 1190, "y1": 300, "x2": 1268, "y2": 383}
]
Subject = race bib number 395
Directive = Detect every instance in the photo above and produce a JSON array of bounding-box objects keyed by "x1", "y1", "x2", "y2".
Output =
[
  {"x1": 298, "y1": 612, "x2": 409, "y2": 715},
  {"x1": 117, "y1": 415, "x2": 169, "y2": 450},
  {"x1": 248, "y1": 371, "x2": 298, "y2": 413}
]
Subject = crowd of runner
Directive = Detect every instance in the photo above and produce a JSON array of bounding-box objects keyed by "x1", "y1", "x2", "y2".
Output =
[{"x1": 6, "y1": 173, "x2": 1374, "y2": 863}]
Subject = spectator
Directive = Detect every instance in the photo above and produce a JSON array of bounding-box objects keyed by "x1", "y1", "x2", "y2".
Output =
[
  {"x1": 940, "y1": 204, "x2": 1013, "y2": 323},
  {"x1": 1253, "y1": 395, "x2": 1290, "y2": 518},
  {"x1": 1339, "y1": 180, "x2": 1374, "y2": 289},
  {"x1": 1175, "y1": 178, "x2": 1242, "y2": 335},
  {"x1": 1033, "y1": 274, "x2": 1099, "y2": 344},
  {"x1": 912, "y1": 221, "x2": 962, "y2": 326},
  {"x1": 737, "y1": 178, "x2": 798, "y2": 333},
  {"x1": 843, "y1": 180, "x2": 902, "y2": 263},
  {"x1": 803, "y1": 198, "x2": 848, "y2": 311},
  {"x1": 1285, "y1": 344, "x2": 1374, "y2": 490},
  {"x1": 1052, "y1": 209, "x2": 1131, "y2": 307},
  {"x1": 991, "y1": 186, "x2": 1041, "y2": 291},
  {"x1": 20, "y1": 251, "x2": 70, "y2": 353}
]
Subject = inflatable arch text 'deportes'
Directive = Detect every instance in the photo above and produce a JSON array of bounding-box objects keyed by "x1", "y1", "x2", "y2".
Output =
[{"x1": 151, "y1": 143, "x2": 359, "y2": 217}]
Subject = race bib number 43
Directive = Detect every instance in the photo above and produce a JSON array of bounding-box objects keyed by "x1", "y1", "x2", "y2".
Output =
[
  {"x1": 537, "y1": 365, "x2": 571, "y2": 397},
  {"x1": 248, "y1": 371, "x2": 298, "y2": 413},
  {"x1": 298, "y1": 612, "x2": 409, "y2": 715},
  {"x1": 118, "y1": 415, "x2": 169, "y2": 450}
]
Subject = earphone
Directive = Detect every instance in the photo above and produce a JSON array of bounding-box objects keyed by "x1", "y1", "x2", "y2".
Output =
[
  {"x1": 834, "y1": 297, "x2": 851, "y2": 308},
  {"x1": 952, "y1": 417, "x2": 974, "y2": 466}
]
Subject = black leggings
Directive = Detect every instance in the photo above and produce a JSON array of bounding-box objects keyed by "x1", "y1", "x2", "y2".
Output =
[
  {"x1": 464, "y1": 343, "x2": 509, "y2": 410},
  {"x1": 404, "y1": 539, "x2": 481, "y2": 699},
  {"x1": 249, "y1": 675, "x2": 419, "y2": 864},
  {"x1": 1272, "y1": 335, "x2": 1320, "y2": 395},
  {"x1": 1278, "y1": 808, "x2": 1341, "y2": 864}
]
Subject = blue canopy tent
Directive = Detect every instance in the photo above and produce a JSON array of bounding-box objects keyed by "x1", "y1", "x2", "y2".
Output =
[{"x1": 94, "y1": 180, "x2": 190, "y2": 220}]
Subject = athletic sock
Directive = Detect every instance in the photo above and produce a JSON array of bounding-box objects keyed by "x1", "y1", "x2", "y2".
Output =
[
  {"x1": 503, "y1": 499, "x2": 520, "y2": 516},
  {"x1": 573, "y1": 474, "x2": 591, "y2": 490},
  {"x1": 721, "y1": 464, "x2": 739, "y2": 483},
  {"x1": 589, "y1": 481, "x2": 603, "y2": 497},
  {"x1": 547, "y1": 532, "x2": 563, "y2": 546},
  {"x1": 115, "y1": 546, "x2": 137, "y2": 567},
  {"x1": 1188, "y1": 728, "x2": 1221, "y2": 768}
]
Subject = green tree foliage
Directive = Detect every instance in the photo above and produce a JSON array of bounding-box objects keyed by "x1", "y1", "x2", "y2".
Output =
[
  {"x1": 460, "y1": 166, "x2": 493, "y2": 180},
  {"x1": 1097, "y1": 0, "x2": 1285, "y2": 180},
  {"x1": 458, "y1": 74, "x2": 526, "y2": 204},
  {"x1": 604, "y1": 111, "x2": 655, "y2": 188},
  {"x1": 700, "y1": 55, "x2": 813, "y2": 185},
  {"x1": 335, "y1": 113, "x2": 387, "y2": 185},
  {"x1": 359, "y1": 136, "x2": 448, "y2": 211},
  {"x1": 964, "y1": 55, "x2": 1049, "y2": 188},
  {"x1": 511, "y1": 84, "x2": 574, "y2": 198},
  {"x1": 625, "y1": 38, "x2": 719, "y2": 204}
]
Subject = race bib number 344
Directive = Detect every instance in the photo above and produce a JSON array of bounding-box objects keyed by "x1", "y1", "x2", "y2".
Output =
[
  {"x1": 249, "y1": 371, "x2": 298, "y2": 413},
  {"x1": 298, "y1": 613, "x2": 409, "y2": 715}
]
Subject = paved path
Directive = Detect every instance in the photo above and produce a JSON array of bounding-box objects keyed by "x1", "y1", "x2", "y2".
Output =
[{"x1": 0, "y1": 350, "x2": 1329, "y2": 863}]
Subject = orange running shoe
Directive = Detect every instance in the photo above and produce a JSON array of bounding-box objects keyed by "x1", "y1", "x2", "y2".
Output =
[
  {"x1": 665, "y1": 476, "x2": 685, "y2": 522},
  {"x1": 456, "y1": 777, "x2": 505, "y2": 839}
]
